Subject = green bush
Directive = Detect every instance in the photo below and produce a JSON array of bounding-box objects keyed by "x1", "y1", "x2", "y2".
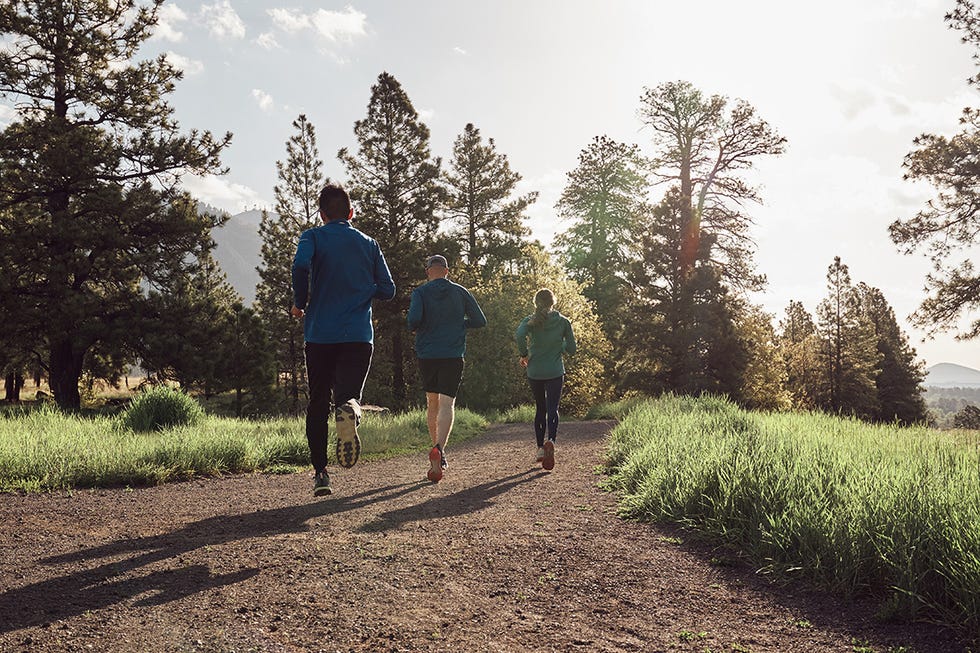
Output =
[{"x1": 122, "y1": 385, "x2": 204, "y2": 432}]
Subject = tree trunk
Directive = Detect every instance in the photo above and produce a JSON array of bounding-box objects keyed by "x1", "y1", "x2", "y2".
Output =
[
  {"x1": 235, "y1": 387, "x2": 243, "y2": 418},
  {"x1": 678, "y1": 157, "x2": 698, "y2": 277},
  {"x1": 50, "y1": 338, "x2": 84, "y2": 411},
  {"x1": 4, "y1": 373, "x2": 16, "y2": 403}
]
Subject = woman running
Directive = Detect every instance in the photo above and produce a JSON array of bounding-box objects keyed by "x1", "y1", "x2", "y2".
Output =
[{"x1": 515, "y1": 288, "x2": 576, "y2": 470}]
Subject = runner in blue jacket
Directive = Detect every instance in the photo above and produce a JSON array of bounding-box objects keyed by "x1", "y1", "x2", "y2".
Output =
[{"x1": 291, "y1": 184, "x2": 395, "y2": 496}]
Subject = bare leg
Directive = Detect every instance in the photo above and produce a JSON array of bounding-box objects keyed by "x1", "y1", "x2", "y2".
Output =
[
  {"x1": 425, "y1": 392, "x2": 439, "y2": 446},
  {"x1": 436, "y1": 393, "x2": 455, "y2": 449}
]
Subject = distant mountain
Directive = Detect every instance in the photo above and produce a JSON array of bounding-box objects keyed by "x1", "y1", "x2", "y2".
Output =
[
  {"x1": 211, "y1": 209, "x2": 266, "y2": 305},
  {"x1": 924, "y1": 363, "x2": 980, "y2": 388}
]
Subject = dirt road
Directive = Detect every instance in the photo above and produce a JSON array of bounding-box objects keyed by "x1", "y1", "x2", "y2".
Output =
[{"x1": 0, "y1": 421, "x2": 966, "y2": 652}]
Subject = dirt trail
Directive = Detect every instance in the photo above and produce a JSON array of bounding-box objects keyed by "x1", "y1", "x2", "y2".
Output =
[{"x1": 0, "y1": 421, "x2": 966, "y2": 652}]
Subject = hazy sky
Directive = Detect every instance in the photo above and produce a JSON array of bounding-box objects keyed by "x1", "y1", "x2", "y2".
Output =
[{"x1": 4, "y1": 0, "x2": 979, "y2": 370}]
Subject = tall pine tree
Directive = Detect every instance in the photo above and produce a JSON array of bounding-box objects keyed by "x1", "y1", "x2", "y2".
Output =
[
  {"x1": 638, "y1": 80, "x2": 785, "y2": 286},
  {"x1": 339, "y1": 72, "x2": 444, "y2": 406},
  {"x1": 815, "y1": 257, "x2": 880, "y2": 418},
  {"x1": 443, "y1": 123, "x2": 535, "y2": 280},
  {"x1": 622, "y1": 190, "x2": 747, "y2": 396},
  {"x1": 255, "y1": 114, "x2": 324, "y2": 414},
  {"x1": 854, "y1": 283, "x2": 928, "y2": 424},
  {"x1": 554, "y1": 135, "x2": 647, "y2": 340},
  {"x1": 0, "y1": 0, "x2": 230, "y2": 410}
]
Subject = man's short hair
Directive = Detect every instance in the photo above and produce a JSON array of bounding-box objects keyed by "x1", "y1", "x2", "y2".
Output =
[
  {"x1": 318, "y1": 184, "x2": 352, "y2": 222},
  {"x1": 425, "y1": 254, "x2": 448, "y2": 269}
]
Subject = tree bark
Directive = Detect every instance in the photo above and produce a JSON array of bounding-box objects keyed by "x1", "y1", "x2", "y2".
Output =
[
  {"x1": 50, "y1": 338, "x2": 84, "y2": 411},
  {"x1": 4, "y1": 373, "x2": 16, "y2": 402}
]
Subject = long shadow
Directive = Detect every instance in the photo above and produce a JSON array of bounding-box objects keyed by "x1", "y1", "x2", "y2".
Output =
[
  {"x1": 0, "y1": 480, "x2": 427, "y2": 634},
  {"x1": 359, "y1": 469, "x2": 546, "y2": 533}
]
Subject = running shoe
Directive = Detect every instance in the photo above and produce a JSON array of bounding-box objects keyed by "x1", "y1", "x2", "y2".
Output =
[
  {"x1": 335, "y1": 398, "x2": 362, "y2": 469},
  {"x1": 427, "y1": 446, "x2": 443, "y2": 483},
  {"x1": 313, "y1": 470, "x2": 332, "y2": 497},
  {"x1": 536, "y1": 447, "x2": 545, "y2": 463},
  {"x1": 542, "y1": 439, "x2": 555, "y2": 471},
  {"x1": 441, "y1": 454, "x2": 448, "y2": 470}
]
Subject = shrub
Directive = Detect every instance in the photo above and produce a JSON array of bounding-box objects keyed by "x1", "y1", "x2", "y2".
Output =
[{"x1": 122, "y1": 385, "x2": 204, "y2": 432}]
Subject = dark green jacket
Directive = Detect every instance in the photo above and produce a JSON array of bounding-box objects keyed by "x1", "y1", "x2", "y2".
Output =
[{"x1": 515, "y1": 311, "x2": 576, "y2": 380}]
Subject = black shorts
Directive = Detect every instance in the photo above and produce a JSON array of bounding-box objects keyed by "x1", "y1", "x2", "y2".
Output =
[{"x1": 418, "y1": 357, "x2": 464, "y2": 398}]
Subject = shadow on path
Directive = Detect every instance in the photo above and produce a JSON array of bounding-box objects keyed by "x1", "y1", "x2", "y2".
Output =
[
  {"x1": 359, "y1": 469, "x2": 545, "y2": 533},
  {"x1": 0, "y1": 480, "x2": 428, "y2": 633}
]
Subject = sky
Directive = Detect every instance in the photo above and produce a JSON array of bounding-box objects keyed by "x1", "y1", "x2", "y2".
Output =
[{"x1": 3, "y1": 0, "x2": 979, "y2": 370}]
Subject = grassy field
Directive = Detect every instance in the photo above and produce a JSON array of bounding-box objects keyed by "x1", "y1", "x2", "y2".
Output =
[
  {"x1": 603, "y1": 394, "x2": 980, "y2": 637},
  {"x1": 0, "y1": 406, "x2": 487, "y2": 492}
]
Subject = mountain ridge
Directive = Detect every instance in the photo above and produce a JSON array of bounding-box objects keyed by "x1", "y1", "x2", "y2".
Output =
[{"x1": 924, "y1": 362, "x2": 980, "y2": 387}]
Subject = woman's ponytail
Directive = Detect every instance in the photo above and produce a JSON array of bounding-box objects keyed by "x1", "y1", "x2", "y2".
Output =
[{"x1": 528, "y1": 288, "x2": 555, "y2": 328}]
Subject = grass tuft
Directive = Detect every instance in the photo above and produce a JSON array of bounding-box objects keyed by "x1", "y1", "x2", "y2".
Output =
[{"x1": 0, "y1": 407, "x2": 487, "y2": 492}]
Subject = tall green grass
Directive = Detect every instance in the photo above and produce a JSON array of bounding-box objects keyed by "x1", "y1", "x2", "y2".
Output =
[
  {"x1": 604, "y1": 394, "x2": 980, "y2": 637},
  {"x1": 0, "y1": 406, "x2": 487, "y2": 492}
]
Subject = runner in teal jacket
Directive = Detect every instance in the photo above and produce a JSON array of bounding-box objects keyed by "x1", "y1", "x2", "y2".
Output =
[{"x1": 515, "y1": 288, "x2": 575, "y2": 470}]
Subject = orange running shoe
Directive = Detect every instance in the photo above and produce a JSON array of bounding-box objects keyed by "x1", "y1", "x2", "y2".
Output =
[
  {"x1": 542, "y1": 439, "x2": 555, "y2": 471},
  {"x1": 427, "y1": 446, "x2": 443, "y2": 483}
]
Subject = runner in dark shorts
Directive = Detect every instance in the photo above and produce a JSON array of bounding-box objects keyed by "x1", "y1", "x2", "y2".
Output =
[
  {"x1": 407, "y1": 255, "x2": 486, "y2": 482},
  {"x1": 418, "y1": 357, "x2": 464, "y2": 398}
]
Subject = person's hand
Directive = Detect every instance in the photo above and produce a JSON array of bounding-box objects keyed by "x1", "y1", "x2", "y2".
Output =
[
  {"x1": 290, "y1": 305, "x2": 304, "y2": 319},
  {"x1": 519, "y1": 356, "x2": 528, "y2": 368}
]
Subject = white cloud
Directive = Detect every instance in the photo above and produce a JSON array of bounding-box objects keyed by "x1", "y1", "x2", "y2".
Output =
[
  {"x1": 251, "y1": 88, "x2": 274, "y2": 112},
  {"x1": 453, "y1": 46, "x2": 467, "y2": 56},
  {"x1": 268, "y1": 7, "x2": 308, "y2": 33},
  {"x1": 200, "y1": 0, "x2": 246, "y2": 40},
  {"x1": 255, "y1": 32, "x2": 280, "y2": 50},
  {"x1": 182, "y1": 174, "x2": 268, "y2": 214},
  {"x1": 311, "y1": 6, "x2": 367, "y2": 42},
  {"x1": 829, "y1": 82, "x2": 976, "y2": 135},
  {"x1": 268, "y1": 5, "x2": 368, "y2": 43},
  {"x1": 152, "y1": 4, "x2": 188, "y2": 42},
  {"x1": 164, "y1": 51, "x2": 204, "y2": 76},
  {"x1": 417, "y1": 107, "x2": 435, "y2": 122}
]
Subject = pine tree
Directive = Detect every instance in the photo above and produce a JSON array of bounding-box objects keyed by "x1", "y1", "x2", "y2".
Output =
[
  {"x1": 778, "y1": 300, "x2": 821, "y2": 409},
  {"x1": 638, "y1": 80, "x2": 785, "y2": 286},
  {"x1": 444, "y1": 123, "x2": 535, "y2": 280},
  {"x1": 139, "y1": 235, "x2": 243, "y2": 395},
  {"x1": 0, "y1": 0, "x2": 230, "y2": 410},
  {"x1": 255, "y1": 115, "x2": 324, "y2": 414},
  {"x1": 554, "y1": 136, "x2": 647, "y2": 339},
  {"x1": 736, "y1": 303, "x2": 790, "y2": 410},
  {"x1": 854, "y1": 283, "x2": 928, "y2": 424},
  {"x1": 215, "y1": 303, "x2": 276, "y2": 418},
  {"x1": 622, "y1": 190, "x2": 748, "y2": 396},
  {"x1": 338, "y1": 72, "x2": 444, "y2": 406},
  {"x1": 815, "y1": 257, "x2": 880, "y2": 418},
  {"x1": 890, "y1": 0, "x2": 980, "y2": 340}
]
